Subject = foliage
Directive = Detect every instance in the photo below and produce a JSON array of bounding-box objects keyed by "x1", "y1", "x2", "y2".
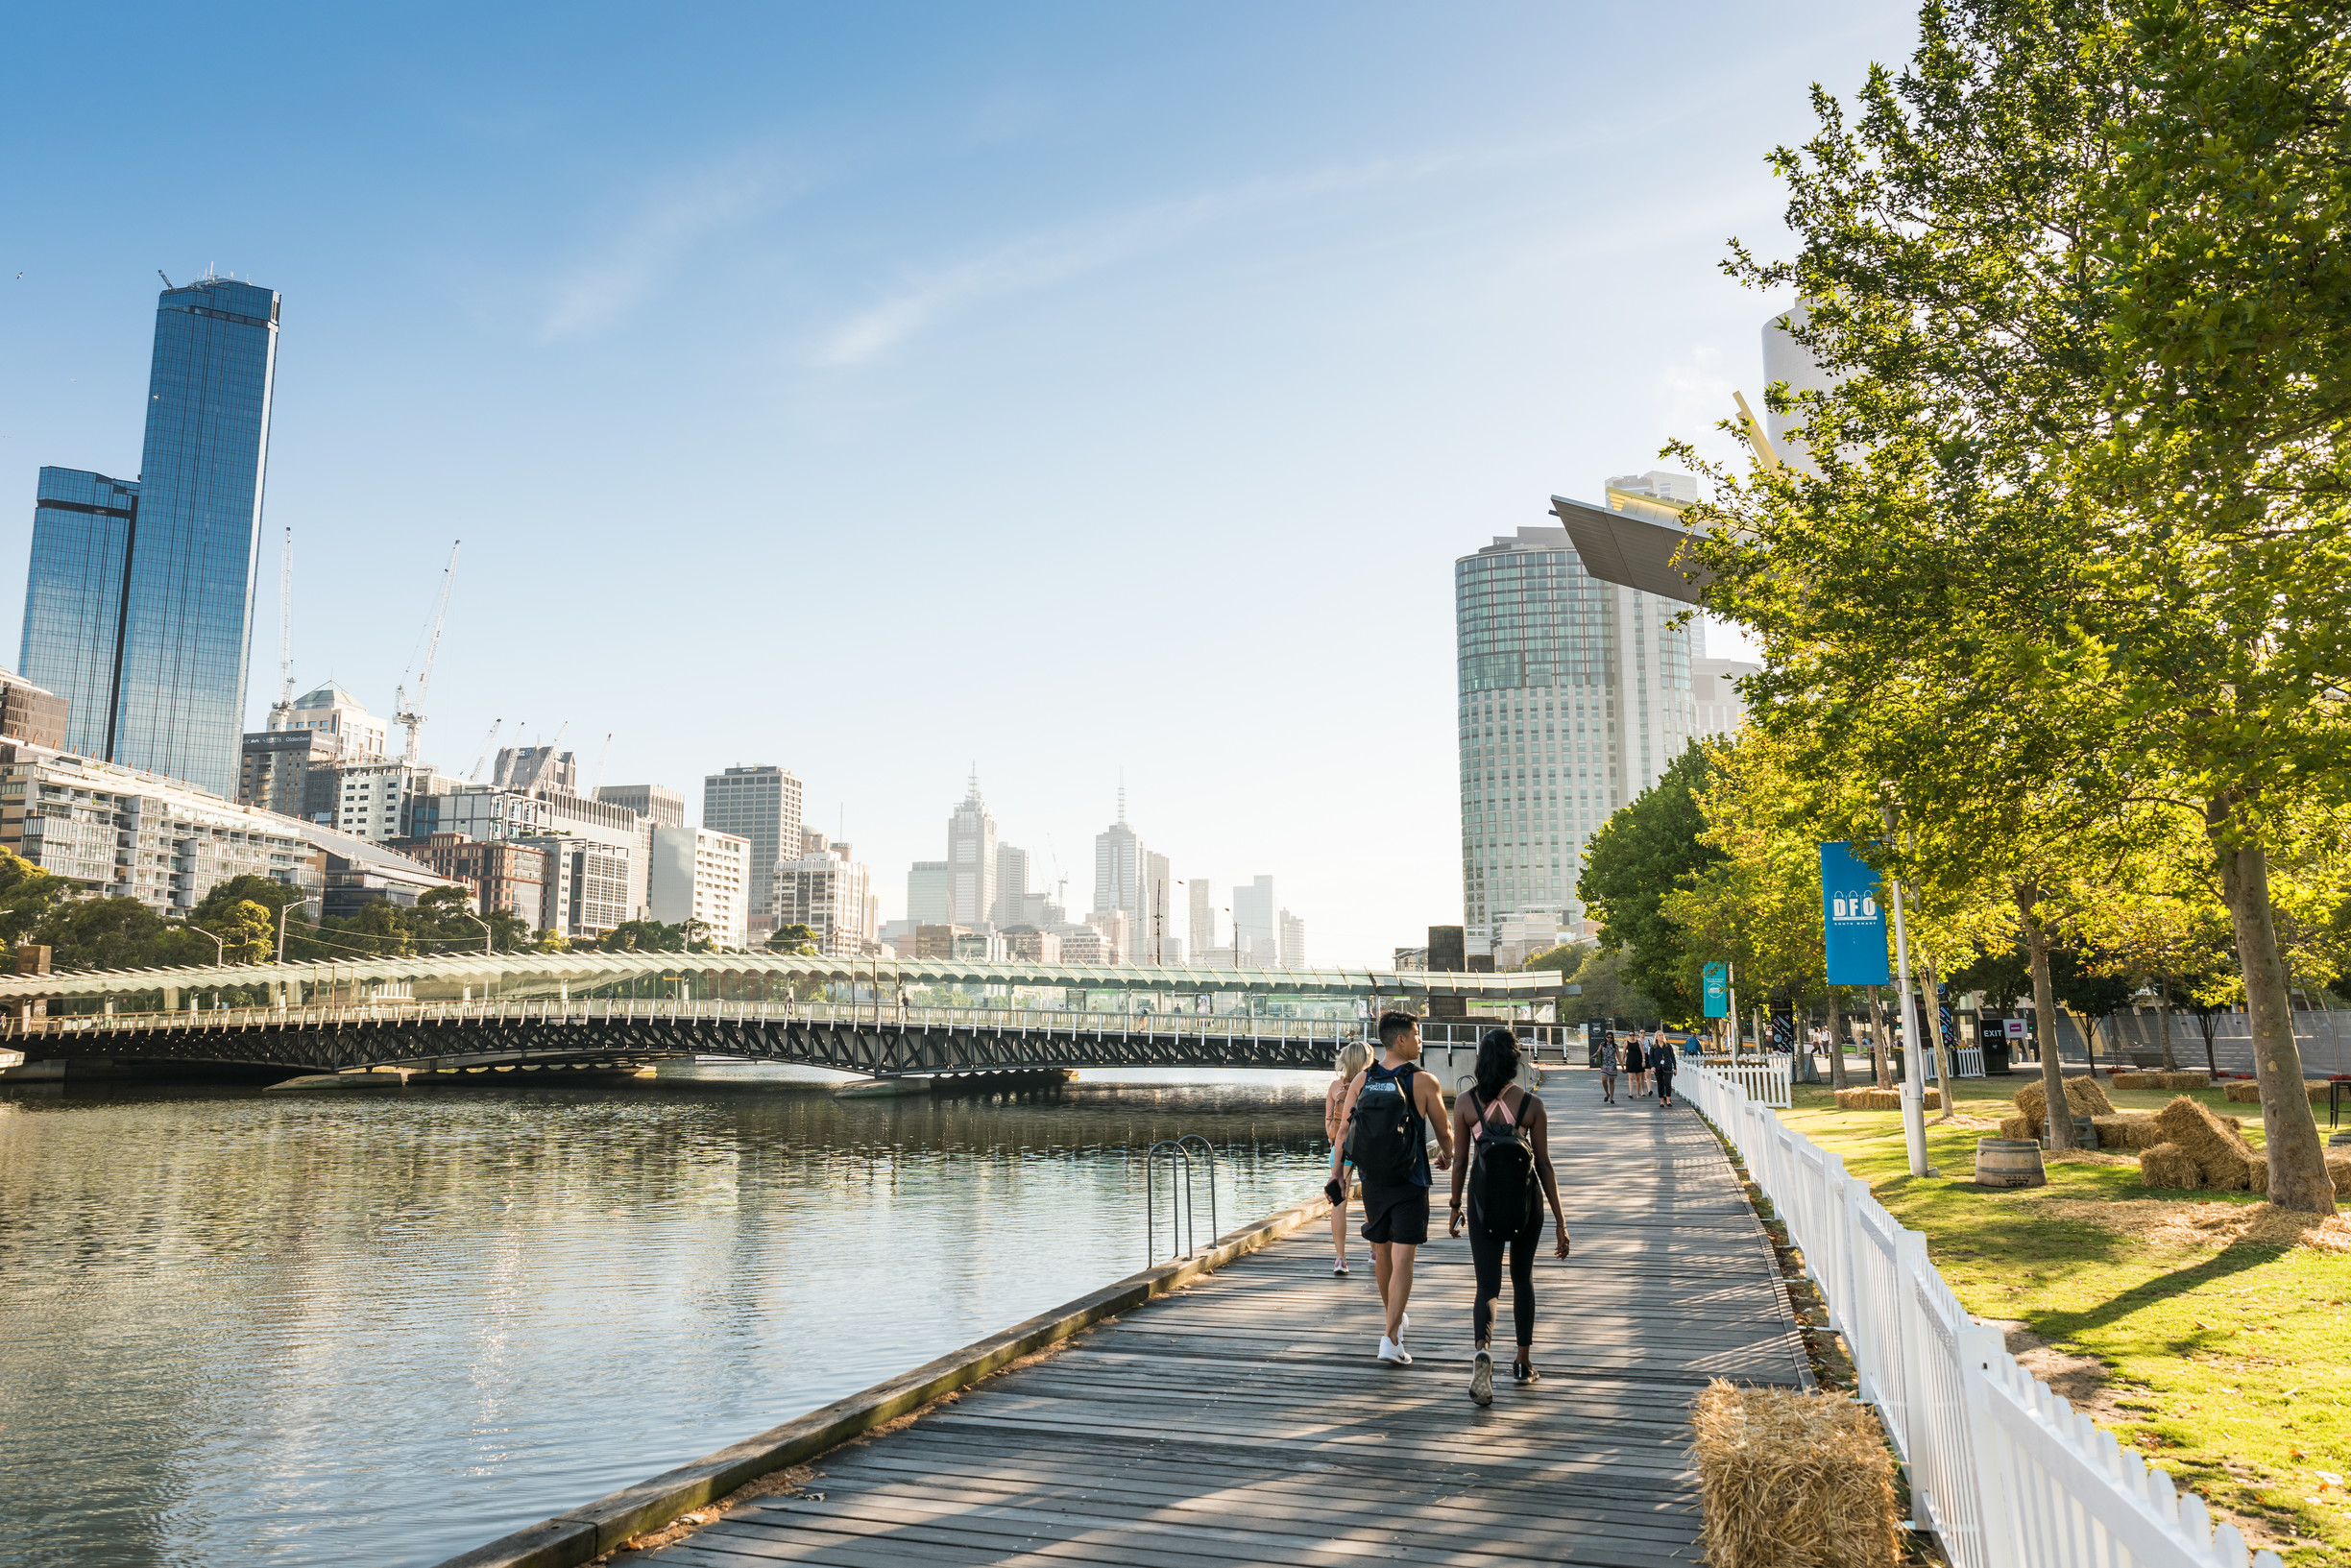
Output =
[
  {"x1": 766, "y1": 923, "x2": 819, "y2": 956},
  {"x1": 1527, "y1": 942, "x2": 1639, "y2": 1025},
  {"x1": 1575, "y1": 740, "x2": 1723, "y2": 1021},
  {"x1": 592, "y1": 919, "x2": 712, "y2": 954}
]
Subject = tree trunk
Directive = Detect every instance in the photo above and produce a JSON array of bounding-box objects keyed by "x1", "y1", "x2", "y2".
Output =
[
  {"x1": 1921, "y1": 953, "x2": 1957, "y2": 1112},
  {"x1": 1867, "y1": 987, "x2": 1893, "y2": 1089},
  {"x1": 2017, "y1": 880, "x2": 2072, "y2": 1149},
  {"x1": 2208, "y1": 802, "x2": 2336, "y2": 1214},
  {"x1": 2197, "y1": 1012, "x2": 2219, "y2": 1076},
  {"x1": 1829, "y1": 987, "x2": 1851, "y2": 1089},
  {"x1": 2156, "y1": 980, "x2": 2177, "y2": 1072}
]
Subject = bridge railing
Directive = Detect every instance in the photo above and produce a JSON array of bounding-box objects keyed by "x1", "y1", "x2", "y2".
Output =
[{"x1": 1681, "y1": 1062, "x2": 2280, "y2": 1568}]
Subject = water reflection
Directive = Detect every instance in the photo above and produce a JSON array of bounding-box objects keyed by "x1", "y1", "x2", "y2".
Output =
[{"x1": 0, "y1": 1075, "x2": 1328, "y2": 1567}]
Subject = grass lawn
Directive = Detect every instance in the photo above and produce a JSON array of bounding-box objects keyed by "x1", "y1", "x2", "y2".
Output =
[{"x1": 1781, "y1": 1068, "x2": 2351, "y2": 1564}]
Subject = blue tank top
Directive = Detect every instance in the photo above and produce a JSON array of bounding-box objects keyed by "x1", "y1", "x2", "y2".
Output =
[{"x1": 1360, "y1": 1060, "x2": 1431, "y2": 1187}]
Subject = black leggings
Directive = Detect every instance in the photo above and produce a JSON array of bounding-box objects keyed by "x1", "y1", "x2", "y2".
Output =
[
  {"x1": 1655, "y1": 1070, "x2": 1674, "y2": 1100},
  {"x1": 1469, "y1": 1214, "x2": 1544, "y2": 1350}
]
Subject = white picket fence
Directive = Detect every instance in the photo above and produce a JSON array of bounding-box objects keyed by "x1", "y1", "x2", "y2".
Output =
[{"x1": 1684, "y1": 1063, "x2": 2283, "y2": 1568}]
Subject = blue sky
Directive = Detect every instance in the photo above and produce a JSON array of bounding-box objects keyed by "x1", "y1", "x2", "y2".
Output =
[{"x1": 1, "y1": 2, "x2": 1915, "y2": 962}]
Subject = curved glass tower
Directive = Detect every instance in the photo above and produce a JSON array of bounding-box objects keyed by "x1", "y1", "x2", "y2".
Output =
[{"x1": 21, "y1": 277, "x2": 279, "y2": 798}]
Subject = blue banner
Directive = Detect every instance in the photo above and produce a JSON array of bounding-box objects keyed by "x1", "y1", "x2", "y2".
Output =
[
  {"x1": 1819, "y1": 841, "x2": 1891, "y2": 986},
  {"x1": 1702, "y1": 962, "x2": 1730, "y2": 1019}
]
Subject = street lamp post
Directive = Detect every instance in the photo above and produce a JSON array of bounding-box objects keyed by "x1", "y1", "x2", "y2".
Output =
[
  {"x1": 276, "y1": 896, "x2": 315, "y2": 965},
  {"x1": 461, "y1": 910, "x2": 492, "y2": 955}
]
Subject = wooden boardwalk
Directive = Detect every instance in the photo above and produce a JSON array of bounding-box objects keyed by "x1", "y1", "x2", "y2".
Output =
[{"x1": 642, "y1": 1076, "x2": 1808, "y2": 1567}]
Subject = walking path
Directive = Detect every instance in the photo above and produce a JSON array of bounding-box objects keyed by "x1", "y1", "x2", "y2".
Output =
[{"x1": 641, "y1": 1074, "x2": 1808, "y2": 1567}]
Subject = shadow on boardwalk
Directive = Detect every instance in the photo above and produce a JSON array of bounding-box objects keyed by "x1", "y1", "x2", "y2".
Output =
[{"x1": 644, "y1": 1077, "x2": 1808, "y2": 1567}]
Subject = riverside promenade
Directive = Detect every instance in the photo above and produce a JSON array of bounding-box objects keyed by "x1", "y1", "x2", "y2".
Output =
[{"x1": 623, "y1": 1080, "x2": 1809, "y2": 1568}]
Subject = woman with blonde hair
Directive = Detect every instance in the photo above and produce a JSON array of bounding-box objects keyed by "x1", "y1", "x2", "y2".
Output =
[{"x1": 1323, "y1": 1038, "x2": 1372, "y2": 1275}]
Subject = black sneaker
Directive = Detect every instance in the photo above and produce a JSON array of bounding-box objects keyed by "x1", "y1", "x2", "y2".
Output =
[{"x1": 1514, "y1": 1362, "x2": 1539, "y2": 1387}]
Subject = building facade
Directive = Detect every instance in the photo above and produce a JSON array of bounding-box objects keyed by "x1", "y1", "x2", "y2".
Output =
[
  {"x1": 907, "y1": 860, "x2": 953, "y2": 926},
  {"x1": 1093, "y1": 794, "x2": 1148, "y2": 940},
  {"x1": 515, "y1": 835, "x2": 631, "y2": 939},
  {"x1": 270, "y1": 683, "x2": 386, "y2": 760},
  {"x1": 1279, "y1": 909, "x2": 1306, "y2": 971},
  {"x1": 947, "y1": 774, "x2": 997, "y2": 929},
  {"x1": 0, "y1": 668, "x2": 69, "y2": 752},
  {"x1": 597, "y1": 784, "x2": 684, "y2": 829},
  {"x1": 776, "y1": 833, "x2": 877, "y2": 958},
  {"x1": 991, "y1": 843, "x2": 1031, "y2": 928},
  {"x1": 1456, "y1": 501, "x2": 1696, "y2": 953},
  {"x1": 703, "y1": 765, "x2": 802, "y2": 937},
  {"x1": 649, "y1": 825, "x2": 751, "y2": 949},
  {"x1": 1189, "y1": 879, "x2": 1215, "y2": 961},
  {"x1": 20, "y1": 277, "x2": 281, "y2": 799},
  {"x1": 240, "y1": 684, "x2": 390, "y2": 818},
  {"x1": 1233, "y1": 876, "x2": 1276, "y2": 965},
  {"x1": 382, "y1": 832, "x2": 548, "y2": 926}
]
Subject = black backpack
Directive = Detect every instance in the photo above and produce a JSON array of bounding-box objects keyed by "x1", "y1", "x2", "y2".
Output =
[
  {"x1": 1468, "y1": 1089, "x2": 1538, "y2": 1236},
  {"x1": 1349, "y1": 1066, "x2": 1424, "y2": 1186}
]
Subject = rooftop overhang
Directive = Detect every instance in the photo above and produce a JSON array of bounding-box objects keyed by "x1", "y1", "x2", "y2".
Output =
[
  {"x1": 1550, "y1": 495, "x2": 1709, "y2": 605},
  {"x1": 0, "y1": 950, "x2": 1578, "y2": 1002}
]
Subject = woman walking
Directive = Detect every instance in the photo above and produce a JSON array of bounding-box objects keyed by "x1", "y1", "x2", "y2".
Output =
[
  {"x1": 1324, "y1": 1040, "x2": 1371, "y2": 1274},
  {"x1": 1596, "y1": 1028, "x2": 1619, "y2": 1105},
  {"x1": 1652, "y1": 1031, "x2": 1679, "y2": 1108},
  {"x1": 1448, "y1": 1028, "x2": 1569, "y2": 1406},
  {"x1": 1622, "y1": 1032, "x2": 1646, "y2": 1099}
]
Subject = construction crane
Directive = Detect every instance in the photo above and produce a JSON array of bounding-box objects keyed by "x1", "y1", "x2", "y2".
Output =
[
  {"x1": 394, "y1": 541, "x2": 460, "y2": 765},
  {"x1": 469, "y1": 719, "x2": 502, "y2": 783},
  {"x1": 591, "y1": 732, "x2": 613, "y2": 796},
  {"x1": 276, "y1": 527, "x2": 295, "y2": 712}
]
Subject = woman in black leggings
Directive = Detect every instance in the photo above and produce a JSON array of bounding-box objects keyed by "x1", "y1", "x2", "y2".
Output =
[{"x1": 1446, "y1": 1028, "x2": 1570, "y2": 1406}]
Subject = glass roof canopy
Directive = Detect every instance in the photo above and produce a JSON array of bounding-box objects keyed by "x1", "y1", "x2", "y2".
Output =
[{"x1": 0, "y1": 950, "x2": 1575, "y2": 1003}]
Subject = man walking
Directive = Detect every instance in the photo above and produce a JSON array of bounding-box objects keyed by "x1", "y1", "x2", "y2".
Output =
[{"x1": 1328, "y1": 1010, "x2": 1455, "y2": 1364}]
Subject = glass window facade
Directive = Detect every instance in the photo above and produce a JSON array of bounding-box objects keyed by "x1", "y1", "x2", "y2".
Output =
[
  {"x1": 20, "y1": 278, "x2": 279, "y2": 799},
  {"x1": 21, "y1": 468, "x2": 138, "y2": 758}
]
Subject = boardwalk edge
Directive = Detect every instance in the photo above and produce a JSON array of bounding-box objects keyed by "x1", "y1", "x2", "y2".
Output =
[{"x1": 429, "y1": 1186, "x2": 1336, "y2": 1568}]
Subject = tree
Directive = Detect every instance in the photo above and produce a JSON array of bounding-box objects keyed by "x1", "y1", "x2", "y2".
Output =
[
  {"x1": 1575, "y1": 741, "x2": 1723, "y2": 1021},
  {"x1": 0, "y1": 847, "x2": 66, "y2": 949},
  {"x1": 34, "y1": 897, "x2": 171, "y2": 973},
  {"x1": 766, "y1": 923, "x2": 819, "y2": 956},
  {"x1": 197, "y1": 899, "x2": 278, "y2": 964},
  {"x1": 1529, "y1": 942, "x2": 1638, "y2": 1026}
]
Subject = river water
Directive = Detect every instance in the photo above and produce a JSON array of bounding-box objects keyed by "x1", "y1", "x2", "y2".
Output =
[{"x1": 0, "y1": 1070, "x2": 1329, "y2": 1567}]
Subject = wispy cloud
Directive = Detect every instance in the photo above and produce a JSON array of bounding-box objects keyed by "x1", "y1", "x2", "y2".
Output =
[
  {"x1": 812, "y1": 145, "x2": 1553, "y2": 368},
  {"x1": 542, "y1": 148, "x2": 803, "y2": 343}
]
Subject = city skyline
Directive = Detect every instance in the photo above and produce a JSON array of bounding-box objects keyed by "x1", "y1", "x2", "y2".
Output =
[{"x1": 1, "y1": 2, "x2": 1916, "y2": 962}]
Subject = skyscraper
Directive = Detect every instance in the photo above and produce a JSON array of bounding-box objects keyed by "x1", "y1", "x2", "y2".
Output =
[
  {"x1": 947, "y1": 772, "x2": 997, "y2": 929},
  {"x1": 1189, "y1": 878, "x2": 1215, "y2": 960},
  {"x1": 702, "y1": 765, "x2": 803, "y2": 936},
  {"x1": 991, "y1": 843, "x2": 1031, "y2": 927},
  {"x1": 22, "y1": 276, "x2": 280, "y2": 796},
  {"x1": 1232, "y1": 875, "x2": 1276, "y2": 966},
  {"x1": 1456, "y1": 495, "x2": 1696, "y2": 953},
  {"x1": 1093, "y1": 789, "x2": 1147, "y2": 940}
]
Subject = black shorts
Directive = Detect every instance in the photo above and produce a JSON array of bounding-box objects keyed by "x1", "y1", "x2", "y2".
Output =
[{"x1": 1359, "y1": 1182, "x2": 1431, "y2": 1246}]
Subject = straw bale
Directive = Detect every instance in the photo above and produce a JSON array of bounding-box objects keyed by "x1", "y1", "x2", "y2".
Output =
[
  {"x1": 1999, "y1": 1116, "x2": 2034, "y2": 1142},
  {"x1": 2225, "y1": 1080, "x2": 2263, "y2": 1103},
  {"x1": 2093, "y1": 1113, "x2": 2164, "y2": 1151},
  {"x1": 2156, "y1": 1072, "x2": 2210, "y2": 1091},
  {"x1": 2138, "y1": 1143, "x2": 2203, "y2": 1190},
  {"x1": 2152, "y1": 1096, "x2": 2265, "y2": 1193},
  {"x1": 1833, "y1": 1087, "x2": 1940, "y2": 1111},
  {"x1": 2013, "y1": 1075, "x2": 2116, "y2": 1134},
  {"x1": 2111, "y1": 1072, "x2": 2164, "y2": 1090},
  {"x1": 2330, "y1": 1153, "x2": 2351, "y2": 1199},
  {"x1": 1690, "y1": 1380, "x2": 1900, "y2": 1568}
]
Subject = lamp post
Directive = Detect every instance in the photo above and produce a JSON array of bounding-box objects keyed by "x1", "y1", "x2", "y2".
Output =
[
  {"x1": 187, "y1": 924, "x2": 224, "y2": 965},
  {"x1": 276, "y1": 896, "x2": 315, "y2": 965},
  {"x1": 461, "y1": 909, "x2": 492, "y2": 955}
]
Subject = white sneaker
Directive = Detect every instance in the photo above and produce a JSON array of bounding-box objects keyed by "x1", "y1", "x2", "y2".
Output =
[
  {"x1": 1377, "y1": 1337, "x2": 1413, "y2": 1365},
  {"x1": 1397, "y1": 1311, "x2": 1410, "y2": 1343},
  {"x1": 1333, "y1": 1257, "x2": 1349, "y2": 1276},
  {"x1": 1469, "y1": 1349, "x2": 1493, "y2": 1406}
]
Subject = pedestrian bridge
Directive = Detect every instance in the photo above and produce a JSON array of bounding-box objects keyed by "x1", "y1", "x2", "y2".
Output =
[{"x1": 0, "y1": 950, "x2": 1576, "y2": 1080}]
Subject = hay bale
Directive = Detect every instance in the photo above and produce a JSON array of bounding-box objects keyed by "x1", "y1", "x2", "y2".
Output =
[
  {"x1": 2014, "y1": 1074, "x2": 2116, "y2": 1134},
  {"x1": 1690, "y1": 1379, "x2": 1900, "y2": 1568},
  {"x1": 2329, "y1": 1154, "x2": 2351, "y2": 1199},
  {"x1": 2156, "y1": 1072, "x2": 2210, "y2": 1091},
  {"x1": 2112, "y1": 1072, "x2": 2164, "y2": 1090},
  {"x1": 2000, "y1": 1115, "x2": 2034, "y2": 1142},
  {"x1": 2139, "y1": 1143, "x2": 2204, "y2": 1190},
  {"x1": 2094, "y1": 1113, "x2": 2164, "y2": 1151},
  {"x1": 2225, "y1": 1081, "x2": 2263, "y2": 1103},
  {"x1": 2153, "y1": 1095, "x2": 2266, "y2": 1192}
]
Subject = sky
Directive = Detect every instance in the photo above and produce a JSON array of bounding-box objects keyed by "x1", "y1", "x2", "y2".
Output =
[{"x1": 0, "y1": 2, "x2": 1918, "y2": 964}]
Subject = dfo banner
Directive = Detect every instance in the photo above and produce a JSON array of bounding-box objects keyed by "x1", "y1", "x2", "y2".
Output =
[{"x1": 1818, "y1": 840, "x2": 1891, "y2": 986}]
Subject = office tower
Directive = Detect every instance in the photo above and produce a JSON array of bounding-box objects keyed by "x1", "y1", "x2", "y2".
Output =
[
  {"x1": 1232, "y1": 875, "x2": 1275, "y2": 965},
  {"x1": 20, "y1": 277, "x2": 281, "y2": 798},
  {"x1": 1457, "y1": 493, "x2": 1696, "y2": 952},
  {"x1": 991, "y1": 843, "x2": 1031, "y2": 927},
  {"x1": 1189, "y1": 878, "x2": 1215, "y2": 959},
  {"x1": 1093, "y1": 789, "x2": 1147, "y2": 936},
  {"x1": 907, "y1": 861, "x2": 954, "y2": 926},
  {"x1": 598, "y1": 784, "x2": 685, "y2": 829},
  {"x1": 703, "y1": 765, "x2": 803, "y2": 935},
  {"x1": 947, "y1": 772, "x2": 996, "y2": 929},
  {"x1": 649, "y1": 826, "x2": 751, "y2": 948},
  {"x1": 495, "y1": 746, "x2": 577, "y2": 792},
  {"x1": 1279, "y1": 909, "x2": 1306, "y2": 970},
  {"x1": 778, "y1": 839, "x2": 877, "y2": 957},
  {"x1": 269, "y1": 683, "x2": 387, "y2": 758}
]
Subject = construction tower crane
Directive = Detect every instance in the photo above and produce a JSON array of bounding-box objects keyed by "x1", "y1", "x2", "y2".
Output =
[
  {"x1": 394, "y1": 541, "x2": 460, "y2": 765},
  {"x1": 591, "y1": 732, "x2": 613, "y2": 795},
  {"x1": 276, "y1": 527, "x2": 295, "y2": 712},
  {"x1": 469, "y1": 718, "x2": 502, "y2": 783}
]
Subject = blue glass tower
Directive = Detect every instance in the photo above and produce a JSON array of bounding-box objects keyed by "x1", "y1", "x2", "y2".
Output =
[{"x1": 19, "y1": 277, "x2": 279, "y2": 797}]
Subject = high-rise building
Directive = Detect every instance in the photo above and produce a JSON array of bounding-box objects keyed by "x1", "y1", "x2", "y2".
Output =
[
  {"x1": 1093, "y1": 790, "x2": 1147, "y2": 938},
  {"x1": 598, "y1": 784, "x2": 685, "y2": 829},
  {"x1": 240, "y1": 683, "x2": 388, "y2": 817},
  {"x1": 702, "y1": 765, "x2": 802, "y2": 936},
  {"x1": 1232, "y1": 875, "x2": 1275, "y2": 963},
  {"x1": 385, "y1": 832, "x2": 549, "y2": 928},
  {"x1": 1189, "y1": 878, "x2": 1215, "y2": 959},
  {"x1": 649, "y1": 825, "x2": 751, "y2": 949},
  {"x1": 20, "y1": 277, "x2": 281, "y2": 799},
  {"x1": 495, "y1": 746, "x2": 576, "y2": 792},
  {"x1": 907, "y1": 861, "x2": 953, "y2": 925},
  {"x1": 777, "y1": 834, "x2": 879, "y2": 957},
  {"x1": 991, "y1": 843, "x2": 1031, "y2": 927},
  {"x1": 947, "y1": 772, "x2": 997, "y2": 929},
  {"x1": 270, "y1": 683, "x2": 386, "y2": 759},
  {"x1": 1457, "y1": 493, "x2": 1697, "y2": 952},
  {"x1": 1690, "y1": 656, "x2": 1760, "y2": 742},
  {"x1": 1279, "y1": 909, "x2": 1307, "y2": 970}
]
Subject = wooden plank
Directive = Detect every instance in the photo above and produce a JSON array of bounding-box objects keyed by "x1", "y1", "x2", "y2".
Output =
[{"x1": 642, "y1": 1084, "x2": 1804, "y2": 1568}]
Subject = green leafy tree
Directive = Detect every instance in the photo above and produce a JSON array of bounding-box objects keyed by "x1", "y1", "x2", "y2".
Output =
[
  {"x1": 766, "y1": 923, "x2": 819, "y2": 955},
  {"x1": 1575, "y1": 741, "x2": 1723, "y2": 1021},
  {"x1": 0, "y1": 847, "x2": 66, "y2": 950},
  {"x1": 1528, "y1": 942, "x2": 1637, "y2": 1026},
  {"x1": 34, "y1": 897, "x2": 171, "y2": 973}
]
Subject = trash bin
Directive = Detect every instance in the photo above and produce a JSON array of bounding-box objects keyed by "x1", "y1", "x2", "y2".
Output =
[{"x1": 1985, "y1": 1040, "x2": 2012, "y2": 1076}]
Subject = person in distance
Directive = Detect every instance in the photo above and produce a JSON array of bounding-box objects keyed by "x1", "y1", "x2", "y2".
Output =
[
  {"x1": 1652, "y1": 1029, "x2": 1679, "y2": 1109},
  {"x1": 1327, "y1": 1009, "x2": 1455, "y2": 1364},
  {"x1": 1447, "y1": 1027, "x2": 1569, "y2": 1405},
  {"x1": 1322, "y1": 1039, "x2": 1371, "y2": 1275},
  {"x1": 1596, "y1": 1027, "x2": 1620, "y2": 1105}
]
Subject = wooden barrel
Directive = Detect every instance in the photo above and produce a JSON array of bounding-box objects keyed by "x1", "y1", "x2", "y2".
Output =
[{"x1": 1975, "y1": 1138, "x2": 2047, "y2": 1189}]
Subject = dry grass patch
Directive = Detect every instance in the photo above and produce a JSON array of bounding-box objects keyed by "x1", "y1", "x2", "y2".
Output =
[{"x1": 1690, "y1": 1380, "x2": 1901, "y2": 1568}]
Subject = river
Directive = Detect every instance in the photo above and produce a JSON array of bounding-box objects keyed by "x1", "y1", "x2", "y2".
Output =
[{"x1": 0, "y1": 1069, "x2": 1330, "y2": 1566}]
